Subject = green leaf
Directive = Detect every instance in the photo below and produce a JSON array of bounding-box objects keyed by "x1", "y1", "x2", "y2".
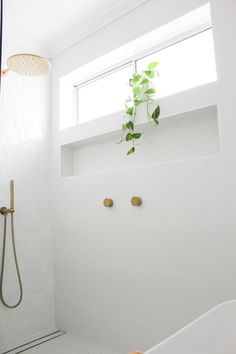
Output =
[
  {"x1": 126, "y1": 121, "x2": 134, "y2": 130},
  {"x1": 148, "y1": 62, "x2": 159, "y2": 69},
  {"x1": 127, "y1": 146, "x2": 135, "y2": 155},
  {"x1": 132, "y1": 132, "x2": 142, "y2": 139},
  {"x1": 140, "y1": 78, "x2": 149, "y2": 85},
  {"x1": 126, "y1": 133, "x2": 133, "y2": 141},
  {"x1": 122, "y1": 62, "x2": 161, "y2": 155},
  {"x1": 133, "y1": 86, "x2": 141, "y2": 96},
  {"x1": 152, "y1": 105, "x2": 160, "y2": 119},
  {"x1": 144, "y1": 70, "x2": 155, "y2": 79},
  {"x1": 132, "y1": 74, "x2": 142, "y2": 83},
  {"x1": 144, "y1": 88, "x2": 156, "y2": 95},
  {"x1": 126, "y1": 107, "x2": 134, "y2": 116},
  {"x1": 134, "y1": 99, "x2": 142, "y2": 106},
  {"x1": 152, "y1": 105, "x2": 160, "y2": 124}
]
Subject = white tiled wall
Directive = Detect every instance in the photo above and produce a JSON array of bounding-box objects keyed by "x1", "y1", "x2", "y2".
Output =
[
  {"x1": 0, "y1": 43, "x2": 55, "y2": 352},
  {"x1": 51, "y1": 0, "x2": 236, "y2": 353}
]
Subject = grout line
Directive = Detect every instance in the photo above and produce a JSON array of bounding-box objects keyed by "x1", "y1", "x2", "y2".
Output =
[
  {"x1": 15, "y1": 332, "x2": 66, "y2": 353},
  {"x1": 2, "y1": 330, "x2": 64, "y2": 354}
]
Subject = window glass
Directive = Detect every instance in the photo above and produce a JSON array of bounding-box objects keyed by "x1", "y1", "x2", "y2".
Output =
[
  {"x1": 77, "y1": 64, "x2": 133, "y2": 124},
  {"x1": 136, "y1": 29, "x2": 217, "y2": 98}
]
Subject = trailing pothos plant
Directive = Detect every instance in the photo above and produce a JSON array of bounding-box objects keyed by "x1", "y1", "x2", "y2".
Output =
[{"x1": 120, "y1": 62, "x2": 160, "y2": 155}]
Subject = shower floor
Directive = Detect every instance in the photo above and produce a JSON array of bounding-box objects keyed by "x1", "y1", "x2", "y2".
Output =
[{"x1": 6, "y1": 333, "x2": 121, "y2": 354}]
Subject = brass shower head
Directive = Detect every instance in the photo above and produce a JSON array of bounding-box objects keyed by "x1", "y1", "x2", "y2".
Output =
[{"x1": 1, "y1": 53, "x2": 51, "y2": 76}]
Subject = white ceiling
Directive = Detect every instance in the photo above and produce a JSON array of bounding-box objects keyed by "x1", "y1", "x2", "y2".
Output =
[{"x1": 4, "y1": 0, "x2": 148, "y2": 57}]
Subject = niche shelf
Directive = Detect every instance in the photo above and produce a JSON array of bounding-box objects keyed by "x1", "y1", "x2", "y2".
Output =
[{"x1": 60, "y1": 105, "x2": 220, "y2": 177}]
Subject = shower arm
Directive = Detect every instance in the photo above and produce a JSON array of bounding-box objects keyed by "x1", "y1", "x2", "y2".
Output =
[{"x1": 0, "y1": 68, "x2": 9, "y2": 76}]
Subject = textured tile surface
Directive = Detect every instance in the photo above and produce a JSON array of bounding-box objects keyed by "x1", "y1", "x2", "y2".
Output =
[
  {"x1": 0, "y1": 42, "x2": 55, "y2": 352},
  {"x1": 25, "y1": 334, "x2": 121, "y2": 354}
]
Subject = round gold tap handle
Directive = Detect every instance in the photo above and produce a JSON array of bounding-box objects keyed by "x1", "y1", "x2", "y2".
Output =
[
  {"x1": 103, "y1": 198, "x2": 113, "y2": 207},
  {"x1": 131, "y1": 196, "x2": 142, "y2": 206}
]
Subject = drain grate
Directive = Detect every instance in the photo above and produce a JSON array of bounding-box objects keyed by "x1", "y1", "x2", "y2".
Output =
[{"x1": 2, "y1": 330, "x2": 66, "y2": 354}]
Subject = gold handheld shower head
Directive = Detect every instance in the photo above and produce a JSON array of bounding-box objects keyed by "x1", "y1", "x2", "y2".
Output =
[{"x1": 1, "y1": 53, "x2": 51, "y2": 76}]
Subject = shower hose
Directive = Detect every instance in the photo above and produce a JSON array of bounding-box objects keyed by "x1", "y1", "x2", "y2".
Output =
[{"x1": 0, "y1": 212, "x2": 23, "y2": 308}]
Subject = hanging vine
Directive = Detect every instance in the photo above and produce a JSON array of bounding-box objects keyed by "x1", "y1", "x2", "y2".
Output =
[{"x1": 121, "y1": 62, "x2": 160, "y2": 155}]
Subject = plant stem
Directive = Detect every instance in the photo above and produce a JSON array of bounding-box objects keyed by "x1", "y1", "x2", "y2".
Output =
[{"x1": 146, "y1": 95, "x2": 151, "y2": 121}]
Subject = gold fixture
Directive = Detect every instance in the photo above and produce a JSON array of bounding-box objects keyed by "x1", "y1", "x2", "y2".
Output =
[
  {"x1": 0, "y1": 180, "x2": 23, "y2": 308},
  {"x1": 10, "y1": 179, "x2": 14, "y2": 209},
  {"x1": 103, "y1": 198, "x2": 113, "y2": 207},
  {"x1": 1, "y1": 54, "x2": 51, "y2": 77},
  {"x1": 131, "y1": 196, "x2": 142, "y2": 206},
  {"x1": 0, "y1": 180, "x2": 15, "y2": 215},
  {"x1": 129, "y1": 352, "x2": 143, "y2": 354},
  {"x1": 1, "y1": 68, "x2": 9, "y2": 76},
  {"x1": 0, "y1": 207, "x2": 14, "y2": 215}
]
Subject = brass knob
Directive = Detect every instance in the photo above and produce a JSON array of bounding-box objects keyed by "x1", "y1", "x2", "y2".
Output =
[
  {"x1": 103, "y1": 198, "x2": 113, "y2": 207},
  {"x1": 131, "y1": 196, "x2": 142, "y2": 206},
  {"x1": 130, "y1": 352, "x2": 143, "y2": 354}
]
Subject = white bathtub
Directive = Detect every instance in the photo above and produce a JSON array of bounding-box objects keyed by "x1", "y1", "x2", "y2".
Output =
[{"x1": 145, "y1": 300, "x2": 236, "y2": 354}]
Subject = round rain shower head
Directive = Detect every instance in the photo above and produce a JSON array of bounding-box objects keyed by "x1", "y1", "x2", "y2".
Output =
[{"x1": 6, "y1": 54, "x2": 51, "y2": 76}]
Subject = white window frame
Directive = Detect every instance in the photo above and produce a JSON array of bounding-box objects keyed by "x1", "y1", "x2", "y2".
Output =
[
  {"x1": 74, "y1": 27, "x2": 212, "y2": 125},
  {"x1": 59, "y1": 3, "x2": 214, "y2": 132}
]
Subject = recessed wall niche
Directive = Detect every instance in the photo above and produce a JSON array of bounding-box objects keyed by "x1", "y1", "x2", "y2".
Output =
[{"x1": 60, "y1": 105, "x2": 220, "y2": 177}]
